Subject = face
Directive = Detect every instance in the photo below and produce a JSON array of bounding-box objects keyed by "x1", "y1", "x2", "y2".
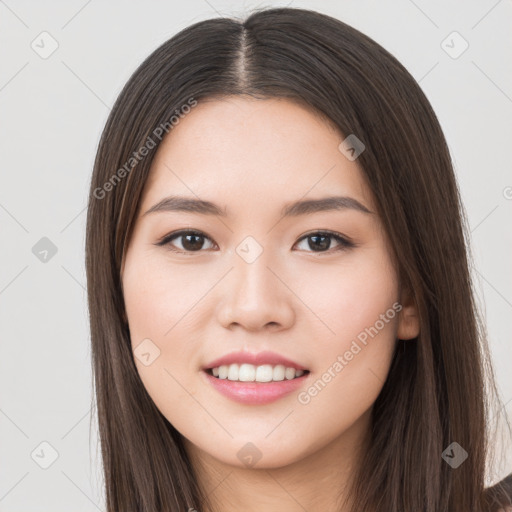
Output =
[{"x1": 120, "y1": 96, "x2": 419, "y2": 470}]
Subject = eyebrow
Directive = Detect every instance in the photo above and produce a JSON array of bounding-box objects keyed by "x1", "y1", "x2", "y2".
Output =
[{"x1": 142, "y1": 195, "x2": 373, "y2": 218}]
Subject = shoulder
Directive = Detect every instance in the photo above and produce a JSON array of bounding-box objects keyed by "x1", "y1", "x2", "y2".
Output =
[{"x1": 483, "y1": 473, "x2": 512, "y2": 512}]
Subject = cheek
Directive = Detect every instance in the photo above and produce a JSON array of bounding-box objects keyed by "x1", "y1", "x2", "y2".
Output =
[
  {"x1": 296, "y1": 250, "x2": 399, "y2": 344},
  {"x1": 122, "y1": 248, "x2": 218, "y2": 397},
  {"x1": 294, "y1": 249, "x2": 399, "y2": 411},
  {"x1": 122, "y1": 253, "x2": 204, "y2": 422},
  {"x1": 123, "y1": 250, "x2": 205, "y2": 343}
]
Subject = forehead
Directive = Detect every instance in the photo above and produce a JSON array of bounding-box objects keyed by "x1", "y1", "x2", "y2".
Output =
[{"x1": 140, "y1": 96, "x2": 374, "y2": 213}]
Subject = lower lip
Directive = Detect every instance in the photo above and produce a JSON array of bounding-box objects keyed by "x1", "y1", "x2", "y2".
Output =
[{"x1": 202, "y1": 370, "x2": 309, "y2": 405}]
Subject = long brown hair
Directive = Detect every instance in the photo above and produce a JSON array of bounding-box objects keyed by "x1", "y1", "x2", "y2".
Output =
[{"x1": 85, "y1": 7, "x2": 511, "y2": 511}]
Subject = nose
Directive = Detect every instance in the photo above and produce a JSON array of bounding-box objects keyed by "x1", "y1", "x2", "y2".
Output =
[{"x1": 216, "y1": 251, "x2": 295, "y2": 333}]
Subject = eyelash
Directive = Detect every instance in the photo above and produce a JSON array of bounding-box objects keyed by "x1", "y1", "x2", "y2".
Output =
[{"x1": 155, "y1": 229, "x2": 356, "y2": 255}]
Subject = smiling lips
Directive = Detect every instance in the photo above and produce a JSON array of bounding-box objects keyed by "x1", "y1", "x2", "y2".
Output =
[
  {"x1": 202, "y1": 350, "x2": 310, "y2": 405},
  {"x1": 204, "y1": 349, "x2": 308, "y2": 381}
]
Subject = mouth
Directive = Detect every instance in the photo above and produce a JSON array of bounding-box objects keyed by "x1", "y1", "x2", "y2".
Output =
[
  {"x1": 204, "y1": 363, "x2": 310, "y2": 383},
  {"x1": 202, "y1": 364, "x2": 310, "y2": 405}
]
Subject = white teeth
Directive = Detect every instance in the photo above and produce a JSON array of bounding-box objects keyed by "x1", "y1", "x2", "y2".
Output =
[
  {"x1": 227, "y1": 364, "x2": 239, "y2": 381},
  {"x1": 285, "y1": 367, "x2": 296, "y2": 380},
  {"x1": 256, "y1": 364, "x2": 273, "y2": 382},
  {"x1": 209, "y1": 363, "x2": 306, "y2": 382},
  {"x1": 272, "y1": 365, "x2": 285, "y2": 381},
  {"x1": 218, "y1": 365, "x2": 229, "y2": 379},
  {"x1": 239, "y1": 363, "x2": 255, "y2": 381}
]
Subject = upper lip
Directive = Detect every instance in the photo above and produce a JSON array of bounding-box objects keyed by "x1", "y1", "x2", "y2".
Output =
[{"x1": 203, "y1": 350, "x2": 308, "y2": 371}]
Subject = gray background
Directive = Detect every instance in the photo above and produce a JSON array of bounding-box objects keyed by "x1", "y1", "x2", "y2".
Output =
[{"x1": 0, "y1": 0, "x2": 511, "y2": 510}]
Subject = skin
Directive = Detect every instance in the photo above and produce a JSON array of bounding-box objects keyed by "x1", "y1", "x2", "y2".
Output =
[{"x1": 120, "y1": 96, "x2": 420, "y2": 512}]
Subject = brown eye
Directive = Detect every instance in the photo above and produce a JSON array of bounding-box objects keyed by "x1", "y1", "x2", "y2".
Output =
[
  {"x1": 156, "y1": 230, "x2": 216, "y2": 253},
  {"x1": 294, "y1": 231, "x2": 354, "y2": 253}
]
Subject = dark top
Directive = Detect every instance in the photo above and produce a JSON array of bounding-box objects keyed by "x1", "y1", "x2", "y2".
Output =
[{"x1": 484, "y1": 473, "x2": 512, "y2": 511}]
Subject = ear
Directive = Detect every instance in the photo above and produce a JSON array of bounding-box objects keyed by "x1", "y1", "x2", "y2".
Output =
[{"x1": 396, "y1": 287, "x2": 420, "y2": 340}]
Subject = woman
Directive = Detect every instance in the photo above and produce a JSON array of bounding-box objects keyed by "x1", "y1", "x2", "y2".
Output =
[{"x1": 85, "y1": 7, "x2": 512, "y2": 511}]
